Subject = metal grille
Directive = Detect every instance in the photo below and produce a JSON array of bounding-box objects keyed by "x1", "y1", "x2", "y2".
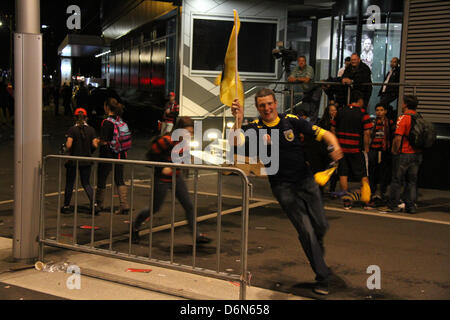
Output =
[{"x1": 401, "y1": 0, "x2": 450, "y2": 123}]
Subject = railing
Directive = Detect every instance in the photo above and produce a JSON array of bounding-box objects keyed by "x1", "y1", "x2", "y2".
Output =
[
  {"x1": 242, "y1": 80, "x2": 450, "y2": 114},
  {"x1": 39, "y1": 155, "x2": 252, "y2": 300}
]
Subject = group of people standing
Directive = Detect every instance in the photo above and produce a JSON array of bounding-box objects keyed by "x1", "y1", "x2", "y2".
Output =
[{"x1": 295, "y1": 52, "x2": 423, "y2": 214}]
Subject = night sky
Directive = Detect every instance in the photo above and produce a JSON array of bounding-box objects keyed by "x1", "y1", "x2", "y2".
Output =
[{"x1": 0, "y1": 0, "x2": 102, "y2": 78}]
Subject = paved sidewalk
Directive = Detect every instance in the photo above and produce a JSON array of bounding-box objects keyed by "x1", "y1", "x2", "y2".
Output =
[{"x1": 0, "y1": 237, "x2": 308, "y2": 300}]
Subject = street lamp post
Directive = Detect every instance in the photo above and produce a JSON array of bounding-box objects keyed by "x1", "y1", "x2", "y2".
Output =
[{"x1": 13, "y1": 0, "x2": 42, "y2": 263}]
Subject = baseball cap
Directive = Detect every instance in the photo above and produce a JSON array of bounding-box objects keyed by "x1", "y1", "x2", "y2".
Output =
[
  {"x1": 74, "y1": 108, "x2": 87, "y2": 116},
  {"x1": 169, "y1": 92, "x2": 175, "y2": 97}
]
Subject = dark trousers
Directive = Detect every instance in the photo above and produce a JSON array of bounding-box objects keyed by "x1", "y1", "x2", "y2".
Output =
[
  {"x1": 97, "y1": 162, "x2": 125, "y2": 189},
  {"x1": 297, "y1": 87, "x2": 322, "y2": 123},
  {"x1": 379, "y1": 93, "x2": 397, "y2": 108},
  {"x1": 63, "y1": 100, "x2": 72, "y2": 116},
  {"x1": 388, "y1": 153, "x2": 423, "y2": 210},
  {"x1": 368, "y1": 149, "x2": 392, "y2": 197},
  {"x1": 64, "y1": 165, "x2": 94, "y2": 206},
  {"x1": 54, "y1": 95, "x2": 60, "y2": 115},
  {"x1": 271, "y1": 177, "x2": 331, "y2": 282},
  {"x1": 133, "y1": 177, "x2": 199, "y2": 238}
]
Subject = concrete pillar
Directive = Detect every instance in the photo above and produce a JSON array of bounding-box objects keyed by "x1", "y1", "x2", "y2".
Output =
[{"x1": 13, "y1": 0, "x2": 42, "y2": 262}]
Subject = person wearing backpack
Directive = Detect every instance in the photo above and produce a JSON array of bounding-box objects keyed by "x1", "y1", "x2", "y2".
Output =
[
  {"x1": 95, "y1": 97, "x2": 132, "y2": 215},
  {"x1": 61, "y1": 108, "x2": 99, "y2": 214},
  {"x1": 132, "y1": 116, "x2": 212, "y2": 245},
  {"x1": 380, "y1": 95, "x2": 434, "y2": 214}
]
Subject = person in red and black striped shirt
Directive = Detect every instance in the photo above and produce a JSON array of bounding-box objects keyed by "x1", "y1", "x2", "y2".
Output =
[
  {"x1": 368, "y1": 104, "x2": 395, "y2": 202},
  {"x1": 160, "y1": 92, "x2": 179, "y2": 134},
  {"x1": 132, "y1": 117, "x2": 211, "y2": 245},
  {"x1": 331, "y1": 90, "x2": 373, "y2": 207}
]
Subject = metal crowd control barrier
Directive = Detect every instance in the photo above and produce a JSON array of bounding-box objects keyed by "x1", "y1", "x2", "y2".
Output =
[{"x1": 39, "y1": 155, "x2": 252, "y2": 300}]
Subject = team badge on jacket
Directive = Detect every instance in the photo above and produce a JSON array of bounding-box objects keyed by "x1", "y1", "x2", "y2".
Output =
[{"x1": 284, "y1": 129, "x2": 294, "y2": 142}]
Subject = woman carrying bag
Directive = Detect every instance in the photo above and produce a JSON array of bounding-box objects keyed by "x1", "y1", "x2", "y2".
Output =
[{"x1": 95, "y1": 97, "x2": 132, "y2": 215}]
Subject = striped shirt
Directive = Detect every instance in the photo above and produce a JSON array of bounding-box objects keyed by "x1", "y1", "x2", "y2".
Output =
[
  {"x1": 331, "y1": 104, "x2": 373, "y2": 153},
  {"x1": 150, "y1": 135, "x2": 181, "y2": 182},
  {"x1": 162, "y1": 102, "x2": 179, "y2": 123},
  {"x1": 370, "y1": 118, "x2": 394, "y2": 151}
]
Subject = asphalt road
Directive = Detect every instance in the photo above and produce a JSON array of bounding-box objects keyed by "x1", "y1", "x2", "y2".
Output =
[{"x1": 0, "y1": 110, "x2": 449, "y2": 300}]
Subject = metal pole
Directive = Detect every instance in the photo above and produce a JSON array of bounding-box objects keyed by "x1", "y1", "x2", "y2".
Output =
[
  {"x1": 56, "y1": 159, "x2": 62, "y2": 243},
  {"x1": 13, "y1": 0, "x2": 42, "y2": 262},
  {"x1": 239, "y1": 178, "x2": 249, "y2": 300},
  {"x1": 170, "y1": 169, "x2": 176, "y2": 264},
  {"x1": 290, "y1": 84, "x2": 294, "y2": 112},
  {"x1": 73, "y1": 161, "x2": 79, "y2": 245},
  {"x1": 110, "y1": 165, "x2": 115, "y2": 251},
  {"x1": 216, "y1": 173, "x2": 222, "y2": 273},
  {"x1": 192, "y1": 169, "x2": 198, "y2": 268},
  {"x1": 356, "y1": 0, "x2": 363, "y2": 56},
  {"x1": 328, "y1": 15, "x2": 335, "y2": 79},
  {"x1": 149, "y1": 167, "x2": 155, "y2": 258},
  {"x1": 336, "y1": 15, "x2": 342, "y2": 76},
  {"x1": 91, "y1": 163, "x2": 97, "y2": 248},
  {"x1": 128, "y1": 165, "x2": 134, "y2": 255},
  {"x1": 222, "y1": 107, "x2": 226, "y2": 140},
  {"x1": 38, "y1": 158, "x2": 45, "y2": 261}
]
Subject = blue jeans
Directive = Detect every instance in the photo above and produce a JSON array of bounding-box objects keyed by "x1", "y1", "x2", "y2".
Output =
[
  {"x1": 271, "y1": 177, "x2": 331, "y2": 282},
  {"x1": 133, "y1": 176, "x2": 200, "y2": 238},
  {"x1": 388, "y1": 153, "x2": 423, "y2": 210}
]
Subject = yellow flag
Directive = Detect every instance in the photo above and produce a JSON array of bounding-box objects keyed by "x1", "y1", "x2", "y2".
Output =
[
  {"x1": 215, "y1": 10, "x2": 244, "y2": 108},
  {"x1": 314, "y1": 166, "x2": 337, "y2": 186}
]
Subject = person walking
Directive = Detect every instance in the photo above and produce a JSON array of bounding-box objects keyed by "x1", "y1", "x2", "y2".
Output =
[
  {"x1": 331, "y1": 90, "x2": 373, "y2": 209},
  {"x1": 132, "y1": 117, "x2": 211, "y2": 245},
  {"x1": 61, "y1": 108, "x2": 99, "y2": 213},
  {"x1": 95, "y1": 97, "x2": 132, "y2": 215}
]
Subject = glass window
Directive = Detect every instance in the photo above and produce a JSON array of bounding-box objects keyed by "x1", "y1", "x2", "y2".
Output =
[
  {"x1": 166, "y1": 35, "x2": 176, "y2": 95},
  {"x1": 115, "y1": 52, "x2": 122, "y2": 88},
  {"x1": 130, "y1": 46, "x2": 139, "y2": 88},
  {"x1": 192, "y1": 18, "x2": 277, "y2": 73},
  {"x1": 287, "y1": 20, "x2": 312, "y2": 69},
  {"x1": 139, "y1": 44, "x2": 151, "y2": 89},
  {"x1": 122, "y1": 49, "x2": 130, "y2": 88}
]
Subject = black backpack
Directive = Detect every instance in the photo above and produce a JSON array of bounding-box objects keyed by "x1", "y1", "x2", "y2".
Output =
[
  {"x1": 407, "y1": 113, "x2": 436, "y2": 149},
  {"x1": 145, "y1": 134, "x2": 169, "y2": 162}
]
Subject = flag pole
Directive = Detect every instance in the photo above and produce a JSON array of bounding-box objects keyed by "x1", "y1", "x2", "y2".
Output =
[
  {"x1": 233, "y1": 10, "x2": 239, "y2": 131},
  {"x1": 234, "y1": 10, "x2": 238, "y2": 101}
]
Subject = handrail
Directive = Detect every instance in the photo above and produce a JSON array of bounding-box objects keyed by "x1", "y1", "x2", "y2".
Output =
[
  {"x1": 197, "y1": 86, "x2": 259, "y2": 120},
  {"x1": 242, "y1": 80, "x2": 450, "y2": 87}
]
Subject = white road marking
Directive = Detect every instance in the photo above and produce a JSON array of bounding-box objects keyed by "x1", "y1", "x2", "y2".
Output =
[
  {"x1": 90, "y1": 200, "x2": 273, "y2": 247},
  {"x1": 324, "y1": 205, "x2": 450, "y2": 226}
]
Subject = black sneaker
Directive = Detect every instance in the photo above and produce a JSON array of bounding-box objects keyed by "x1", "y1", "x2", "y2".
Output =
[
  {"x1": 343, "y1": 199, "x2": 352, "y2": 210},
  {"x1": 313, "y1": 281, "x2": 329, "y2": 295},
  {"x1": 405, "y1": 206, "x2": 417, "y2": 214},
  {"x1": 88, "y1": 204, "x2": 100, "y2": 216},
  {"x1": 378, "y1": 206, "x2": 401, "y2": 213},
  {"x1": 61, "y1": 206, "x2": 71, "y2": 214},
  {"x1": 131, "y1": 229, "x2": 140, "y2": 244},
  {"x1": 196, "y1": 234, "x2": 212, "y2": 244}
]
